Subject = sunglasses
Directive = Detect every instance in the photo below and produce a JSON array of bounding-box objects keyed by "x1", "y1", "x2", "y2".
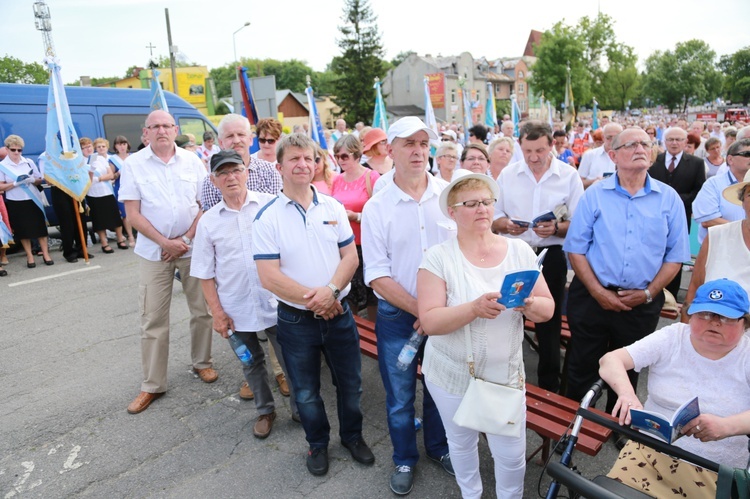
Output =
[
  {"x1": 730, "y1": 151, "x2": 750, "y2": 158},
  {"x1": 258, "y1": 138, "x2": 277, "y2": 145},
  {"x1": 334, "y1": 153, "x2": 351, "y2": 161},
  {"x1": 9, "y1": 148, "x2": 22, "y2": 152}
]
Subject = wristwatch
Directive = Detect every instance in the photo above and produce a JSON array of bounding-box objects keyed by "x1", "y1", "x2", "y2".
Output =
[
  {"x1": 644, "y1": 288, "x2": 653, "y2": 304},
  {"x1": 181, "y1": 235, "x2": 192, "y2": 246},
  {"x1": 327, "y1": 283, "x2": 340, "y2": 299}
]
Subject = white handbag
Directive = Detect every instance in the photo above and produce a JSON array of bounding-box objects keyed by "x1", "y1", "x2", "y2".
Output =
[{"x1": 451, "y1": 239, "x2": 525, "y2": 437}]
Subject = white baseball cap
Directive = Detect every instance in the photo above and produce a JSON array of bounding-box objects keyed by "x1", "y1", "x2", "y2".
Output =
[{"x1": 387, "y1": 116, "x2": 439, "y2": 144}]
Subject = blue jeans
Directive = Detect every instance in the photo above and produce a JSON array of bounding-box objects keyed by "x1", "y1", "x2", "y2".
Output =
[
  {"x1": 276, "y1": 303, "x2": 364, "y2": 449},
  {"x1": 376, "y1": 299, "x2": 449, "y2": 466}
]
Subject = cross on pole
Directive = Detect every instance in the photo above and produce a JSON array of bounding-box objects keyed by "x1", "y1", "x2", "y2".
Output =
[{"x1": 146, "y1": 42, "x2": 156, "y2": 57}]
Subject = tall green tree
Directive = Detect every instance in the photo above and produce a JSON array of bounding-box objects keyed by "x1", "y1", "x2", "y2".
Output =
[
  {"x1": 528, "y1": 13, "x2": 640, "y2": 112},
  {"x1": 0, "y1": 55, "x2": 48, "y2": 84},
  {"x1": 719, "y1": 47, "x2": 750, "y2": 105},
  {"x1": 333, "y1": 0, "x2": 387, "y2": 125},
  {"x1": 642, "y1": 40, "x2": 723, "y2": 113}
]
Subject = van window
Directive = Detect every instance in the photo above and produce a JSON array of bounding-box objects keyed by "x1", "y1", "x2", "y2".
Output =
[
  {"x1": 0, "y1": 112, "x2": 97, "y2": 162},
  {"x1": 178, "y1": 117, "x2": 213, "y2": 145},
  {"x1": 103, "y1": 114, "x2": 148, "y2": 151}
]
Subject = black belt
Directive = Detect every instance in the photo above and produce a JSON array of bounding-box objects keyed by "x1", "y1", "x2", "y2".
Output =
[
  {"x1": 530, "y1": 244, "x2": 562, "y2": 254},
  {"x1": 605, "y1": 285, "x2": 625, "y2": 292},
  {"x1": 277, "y1": 301, "x2": 324, "y2": 320}
]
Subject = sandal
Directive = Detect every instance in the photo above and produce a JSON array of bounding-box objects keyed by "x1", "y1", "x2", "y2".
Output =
[
  {"x1": 117, "y1": 240, "x2": 129, "y2": 250},
  {"x1": 128, "y1": 236, "x2": 135, "y2": 247},
  {"x1": 0, "y1": 268, "x2": 7, "y2": 277},
  {"x1": 102, "y1": 245, "x2": 115, "y2": 254}
]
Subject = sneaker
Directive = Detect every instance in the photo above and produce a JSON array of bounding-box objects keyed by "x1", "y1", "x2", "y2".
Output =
[
  {"x1": 390, "y1": 465, "x2": 414, "y2": 496},
  {"x1": 427, "y1": 452, "x2": 454, "y2": 476},
  {"x1": 306, "y1": 447, "x2": 329, "y2": 476},
  {"x1": 341, "y1": 438, "x2": 375, "y2": 465}
]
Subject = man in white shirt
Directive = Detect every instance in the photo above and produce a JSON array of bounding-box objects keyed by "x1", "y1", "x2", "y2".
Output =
[
  {"x1": 362, "y1": 117, "x2": 453, "y2": 496},
  {"x1": 119, "y1": 110, "x2": 216, "y2": 415},
  {"x1": 253, "y1": 133, "x2": 374, "y2": 477},
  {"x1": 191, "y1": 150, "x2": 297, "y2": 439},
  {"x1": 331, "y1": 119, "x2": 348, "y2": 143},
  {"x1": 500, "y1": 120, "x2": 525, "y2": 165},
  {"x1": 196, "y1": 131, "x2": 220, "y2": 162},
  {"x1": 577, "y1": 123, "x2": 623, "y2": 188},
  {"x1": 492, "y1": 120, "x2": 584, "y2": 394}
]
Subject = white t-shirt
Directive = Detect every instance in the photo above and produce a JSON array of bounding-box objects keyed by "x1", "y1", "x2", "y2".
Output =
[{"x1": 627, "y1": 322, "x2": 750, "y2": 468}]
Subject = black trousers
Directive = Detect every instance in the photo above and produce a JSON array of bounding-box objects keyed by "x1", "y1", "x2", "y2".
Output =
[
  {"x1": 564, "y1": 276, "x2": 664, "y2": 412},
  {"x1": 533, "y1": 245, "x2": 566, "y2": 393},
  {"x1": 51, "y1": 186, "x2": 84, "y2": 259}
]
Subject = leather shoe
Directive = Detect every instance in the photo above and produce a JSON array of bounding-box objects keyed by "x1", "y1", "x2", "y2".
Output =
[
  {"x1": 390, "y1": 465, "x2": 414, "y2": 495},
  {"x1": 194, "y1": 367, "x2": 218, "y2": 383},
  {"x1": 342, "y1": 438, "x2": 375, "y2": 465},
  {"x1": 306, "y1": 447, "x2": 328, "y2": 476},
  {"x1": 65, "y1": 256, "x2": 79, "y2": 263},
  {"x1": 253, "y1": 412, "x2": 276, "y2": 439},
  {"x1": 239, "y1": 381, "x2": 254, "y2": 400},
  {"x1": 276, "y1": 373, "x2": 290, "y2": 397},
  {"x1": 427, "y1": 452, "x2": 455, "y2": 476},
  {"x1": 127, "y1": 391, "x2": 164, "y2": 414}
]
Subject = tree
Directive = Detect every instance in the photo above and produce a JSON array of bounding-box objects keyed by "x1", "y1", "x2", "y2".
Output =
[
  {"x1": 263, "y1": 59, "x2": 314, "y2": 93},
  {"x1": 526, "y1": 22, "x2": 590, "y2": 112},
  {"x1": 719, "y1": 47, "x2": 750, "y2": 105},
  {"x1": 0, "y1": 55, "x2": 48, "y2": 84},
  {"x1": 333, "y1": 0, "x2": 387, "y2": 125},
  {"x1": 391, "y1": 50, "x2": 416, "y2": 68},
  {"x1": 642, "y1": 40, "x2": 723, "y2": 113},
  {"x1": 528, "y1": 13, "x2": 640, "y2": 112}
]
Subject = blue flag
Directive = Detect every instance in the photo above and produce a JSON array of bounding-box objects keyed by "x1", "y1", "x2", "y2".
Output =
[
  {"x1": 305, "y1": 84, "x2": 328, "y2": 150},
  {"x1": 39, "y1": 59, "x2": 90, "y2": 201},
  {"x1": 372, "y1": 79, "x2": 388, "y2": 131},
  {"x1": 592, "y1": 98, "x2": 599, "y2": 130},
  {"x1": 462, "y1": 86, "x2": 473, "y2": 145},
  {"x1": 150, "y1": 69, "x2": 169, "y2": 111},
  {"x1": 485, "y1": 82, "x2": 497, "y2": 130},
  {"x1": 511, "y1": 95, "x2": 521, "y2": 138},
  {"x1": 239, "y1": 67, "x2": 259, "y2": 125},
  {"x1": 423, "y1": 77, "x2": 438, "y2": 135}
]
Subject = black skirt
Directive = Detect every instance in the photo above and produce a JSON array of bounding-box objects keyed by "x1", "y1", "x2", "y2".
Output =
[
  {"x1": 86, "y1": 195, "x2": 123, "y2": 231},
  {"x1": 6, "y1": 199, "x2": 48, "y2": 239}
]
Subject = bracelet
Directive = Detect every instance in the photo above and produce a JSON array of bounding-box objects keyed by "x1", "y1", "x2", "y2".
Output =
[
  {"x1": 356, "y1": 213, "x2": 362, "y2": 223},
  {"x1": 644, "y1": 288, "x2": 653, "y2": 304},
  {"x1": 553, "y1": 220, "x2": 559, "y2": 235}
]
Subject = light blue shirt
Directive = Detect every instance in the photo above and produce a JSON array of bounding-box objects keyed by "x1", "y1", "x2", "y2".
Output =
[
  {"x1": 564, "y1": 173, "x2": 690, "y2": 289},
  {"x1": 691, "y1": 170, "x2": 744, "y2": 245}
]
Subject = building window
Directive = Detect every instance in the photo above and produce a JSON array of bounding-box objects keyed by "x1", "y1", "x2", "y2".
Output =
[
  {"x1": 518, "y1": 71, "x2": 524, "y2": 79},
  {"x1": 518, "y1": 82, "x2": 525, "y2": 94},
  {"x1": 451, "y1": 89, "x2": 456, "y2": 103},
  {"x1": 520, "y1": 100, "x2": 526, "y2": 112}
]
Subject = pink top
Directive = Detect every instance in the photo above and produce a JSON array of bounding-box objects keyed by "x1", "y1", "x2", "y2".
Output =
[
  {"x1": 312, "y1": 172, "x2": 338, "y2": 195},
  {"x1": 331, "y1": 168, "x2": 380, "y2": 244}
]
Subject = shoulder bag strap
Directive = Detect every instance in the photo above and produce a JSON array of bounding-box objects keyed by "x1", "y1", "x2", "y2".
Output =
[{"x1": 364, "y1": 169, "x2": 373, "y2": 198}]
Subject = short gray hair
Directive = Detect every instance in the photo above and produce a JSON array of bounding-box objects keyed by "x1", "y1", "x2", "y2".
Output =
[
  {"x1": 436, "y1": 141, "x2": 458, "y2": 158},
  {"x1": 217, "y1": 114, "x2": 251, "y2": 140},
  {"x1": 276, "y1": 133, "x2": 316, "y2": 163}
]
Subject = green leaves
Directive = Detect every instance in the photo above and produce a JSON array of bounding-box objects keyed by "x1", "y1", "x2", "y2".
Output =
[{"x1": 0, "y1": 55, "x2": 48, "y2": 84}]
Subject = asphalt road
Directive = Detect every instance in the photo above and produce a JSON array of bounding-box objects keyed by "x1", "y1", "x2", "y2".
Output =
[{"x1": 0, "y1": 242, "x2": 660, "y2": 498}]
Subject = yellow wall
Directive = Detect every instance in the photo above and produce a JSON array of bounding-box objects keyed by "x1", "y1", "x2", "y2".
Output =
[{"x1": 103, "y1": 67, "x2": 210, "y2": 115}]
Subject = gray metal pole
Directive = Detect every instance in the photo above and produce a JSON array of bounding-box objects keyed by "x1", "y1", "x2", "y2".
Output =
[{"x1": 165, "y1": 8, "x2": 178, "y2": 95}]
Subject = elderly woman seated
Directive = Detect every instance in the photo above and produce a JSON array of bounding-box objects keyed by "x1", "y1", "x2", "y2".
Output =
[{"x1": 599, "y1": 279, "x2": 750, "y2": 498}]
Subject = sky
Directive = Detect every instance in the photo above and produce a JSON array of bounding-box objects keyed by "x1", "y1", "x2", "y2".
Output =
[{"x1": 3, "y1": 0, "x2": 749, "y2": 83}]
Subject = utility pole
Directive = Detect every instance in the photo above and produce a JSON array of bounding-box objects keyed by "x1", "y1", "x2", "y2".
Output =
[{"x1": 164, "y1": 8, "x2": 178, "y2": 95}]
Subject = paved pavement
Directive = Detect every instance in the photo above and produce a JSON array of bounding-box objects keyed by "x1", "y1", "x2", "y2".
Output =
[{"x1": 0, "y1": 243, "x2": 665, "y2": 498}]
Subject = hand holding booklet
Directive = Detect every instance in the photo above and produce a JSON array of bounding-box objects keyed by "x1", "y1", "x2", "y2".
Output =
[
  {"x1": 497, "y1": 249, "x2": 547, "y2": 308},
  {"x1": 629, "y1": 397, "x2": 700, "y2": 444},
  {"x1": 510, "y1": 211, "x2": 556, "y2": 228}
]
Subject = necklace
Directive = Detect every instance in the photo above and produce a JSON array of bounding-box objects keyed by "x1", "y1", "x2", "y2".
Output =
[{"x1": 478, "y1": 237, "x2": 497, "y2": 262}]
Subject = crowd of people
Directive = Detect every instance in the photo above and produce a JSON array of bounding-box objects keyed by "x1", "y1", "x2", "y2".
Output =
[{"x1": 2, "y1": 107, "x2": 750, "y2": 498}]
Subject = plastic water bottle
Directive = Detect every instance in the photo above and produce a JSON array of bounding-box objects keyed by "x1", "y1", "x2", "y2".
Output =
[
  {"x1": 227, "y1": 330, "x2": 253, "y2": 366},
  {"x1": 396, "y1": 330, "x2": 424, "y2": 371}
]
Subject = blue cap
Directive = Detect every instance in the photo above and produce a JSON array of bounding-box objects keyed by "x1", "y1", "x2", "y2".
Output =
[{"x1": 687, "y1": 279, "x2": 750, "y2": 319}]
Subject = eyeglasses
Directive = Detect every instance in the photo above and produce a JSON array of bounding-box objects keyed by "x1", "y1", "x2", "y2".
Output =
[
  {"x1": 8, "y1": 148, "x2": 22, "y2": 153},
  {"x1": 334, "y1": 153, "x2": 351, "y2": 161},
  {"x1": 451, "y1": 198, "x2": 496, "y2": 209},
  {"x1": 439, "y1": 155, "x2": 458, "y2": 161},
  {"x1": 315, "y1": 157, "x2": 321, "y2": 164},
  {"x1": 729, "y1": 151, "x2": 750, "y2": 158},
  {"x1": 146, "y1": 124, "x2": 175, "y2": 131},
  {"x1": 694, "y1": 311, "x2": 742, "y2": 324},
  {"x1": 614, "y1": 140, "x2": 652, "y2": 151},
  {"x1": 258, "y1": 138, "x2": 277, "y2": 145},
  {"x1": 464, "y1": 155, "x2": 488, "y2": 163},
  {"x1": 665, "y1": 137, "x2": 686, "y2": 143},
  {"x1": 213, "y1": 166, "x2": 246, "y2": 178}
]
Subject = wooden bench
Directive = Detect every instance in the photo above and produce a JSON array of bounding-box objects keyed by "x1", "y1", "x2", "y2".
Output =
[{"x1": 353, "y1": 316, "x2": 614, "y2": 462}]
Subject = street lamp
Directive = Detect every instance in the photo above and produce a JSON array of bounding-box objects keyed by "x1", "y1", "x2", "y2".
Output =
[{"x1": 233, "y1": 22, "x2": 250, "y2": 65}]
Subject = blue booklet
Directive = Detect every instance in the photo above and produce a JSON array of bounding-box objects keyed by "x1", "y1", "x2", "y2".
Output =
[
  {"x1": 497, "y1": 249, "x2": 547, "y2": 308},
  {"x1": 629, "y1": 397, "x2": 700, "y2": 444},
  {"x1": 510, "y1": 211, "x2": 556, "y2": 228}
]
